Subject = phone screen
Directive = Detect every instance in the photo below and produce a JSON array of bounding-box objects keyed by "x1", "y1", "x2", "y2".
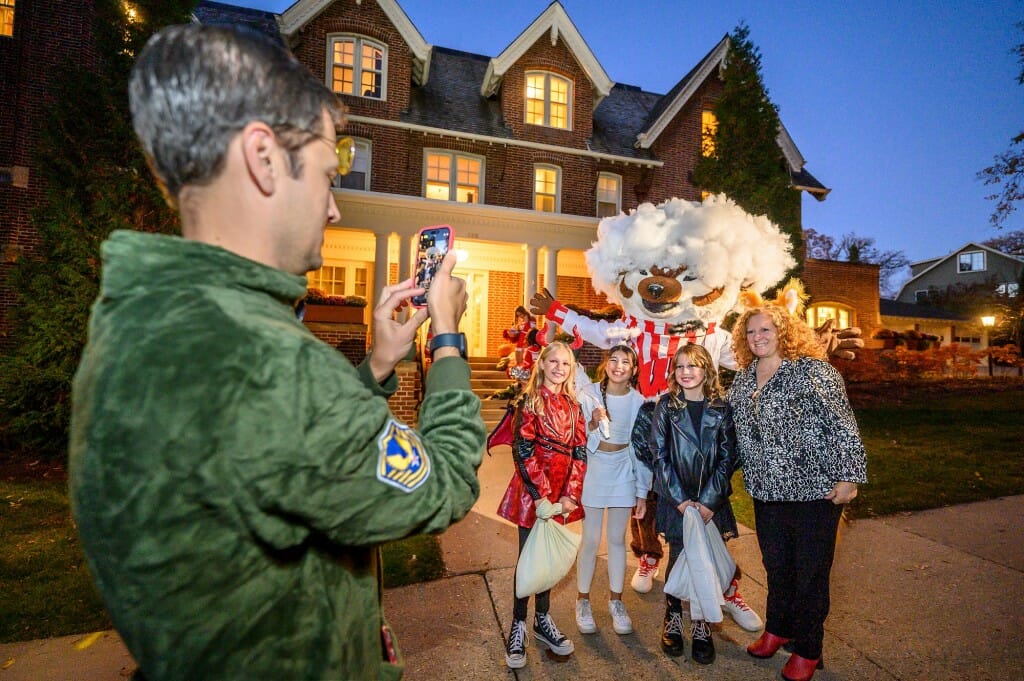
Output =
[{"x1": 411, "y1": 225, "x2": 452, "y2": 307}]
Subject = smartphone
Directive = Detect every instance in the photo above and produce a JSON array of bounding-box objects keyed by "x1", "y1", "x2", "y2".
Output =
[{"x1": 411, "y1": 225, "x2": 453, "y2": 307}]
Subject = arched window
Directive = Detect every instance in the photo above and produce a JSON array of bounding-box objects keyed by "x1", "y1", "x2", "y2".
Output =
[
  {"x1": 806, "y1": 303, "x2": 853, "y2": 330},
  {"x1": 328, "y1": 35, "x2": 386, "y2": 100},
  {"x1": 525, "y1": 72, "x2": 572, "y2": 129}
]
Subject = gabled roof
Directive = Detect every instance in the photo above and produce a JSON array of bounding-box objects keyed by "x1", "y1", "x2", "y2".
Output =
[
  {"x1": 480, "y1": 1, "x2": 613, "y2": 110},
  {"x1": 637, "y1": 35, "x2": 829, "y2": 199},
  {"x1": 895, "y1": 241, "x2": 1024, "y2": 299},
  {"x1": 194, "y1": 1, "x2": 282, "y2": 43},
  {"x1": 278, "y1": 0, "x2": 432, "y2": 85}
]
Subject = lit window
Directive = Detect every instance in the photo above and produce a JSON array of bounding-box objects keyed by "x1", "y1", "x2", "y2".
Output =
[
  {"x1": 996, "y1": 282, "x2": 1019, "y2": 297},
  {"x1": 957, "y1": 251, "x2": 985, "y2": 273},
  {"x1": 0, "y1": 0, "x2": 14, "y2": 37},
  {"x1": 525, "y1": 72, "x2": 571, "y2": 129},
  {"x1": 701, "y1": 109, "x2": 718, "y2": 157},
  {"x1": 534, "y1": 165, "x2": 560, "y2": 212},
  {"x1": 308, "y1": 265, "x2": 369, "y2": 297},
  {"x1": 806, "y1": 304, "x2": 851, "y2": 330},
  {"x1": 597, "y1": 172, "x2": 621, "y2": 217},
  {"x1": 423, "y1": 150, "x2": 483, "y2": 203},
  {"x1": 334, "y1": 138, "x2": 371, "y2": 191},
  {"x1": 329, "y1": 35, "x2": 386, "y2": 100}
]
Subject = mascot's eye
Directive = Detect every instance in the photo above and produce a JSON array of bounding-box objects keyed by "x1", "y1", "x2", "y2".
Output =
[
  {"x1": 639, "y1": 270, "x2": 649, "y2": 276},
  {"x1": 682, "y1": 274, "x2": 698, "y2": 282}
]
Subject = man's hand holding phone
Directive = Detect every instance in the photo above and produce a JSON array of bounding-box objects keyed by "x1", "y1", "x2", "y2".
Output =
[{"x1": 367, "y1": 251, "x2": 466, "y2": 382}]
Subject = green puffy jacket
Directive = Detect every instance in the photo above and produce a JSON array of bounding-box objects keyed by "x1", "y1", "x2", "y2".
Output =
[{"x1": 69, "y1": 231, "x2": 485, "y2": 680}]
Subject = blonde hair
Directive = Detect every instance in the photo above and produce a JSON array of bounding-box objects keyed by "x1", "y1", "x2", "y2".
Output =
[
  {"x1": 731, "y1": 305, "x2": 826, "y2": 369},
  {"x1": 523, "y1": 341, "x2": 578, "y2": 415},
  {"x1": 667, "y1": 344, "x2": 721, "y2": 400}
]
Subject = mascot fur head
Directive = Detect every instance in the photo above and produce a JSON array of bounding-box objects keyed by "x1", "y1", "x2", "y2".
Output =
[{"x1": 584, "y1": 194, "x2": 795, "y2": 325}]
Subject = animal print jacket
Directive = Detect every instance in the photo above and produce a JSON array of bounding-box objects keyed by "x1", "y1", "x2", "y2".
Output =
[{"x1": 728, "y1": 357, "x2": 868, "y2": 502}]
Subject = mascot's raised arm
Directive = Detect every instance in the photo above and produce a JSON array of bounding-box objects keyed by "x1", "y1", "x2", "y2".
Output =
[
  {"x1": 529, "y1": 194, "x2": 862, "y2": 628},
  {"x1": 530, "y1": 194, "x2": 861, "y2": 397}
]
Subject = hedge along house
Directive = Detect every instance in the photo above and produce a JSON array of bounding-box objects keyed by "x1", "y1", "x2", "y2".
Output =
[{"x1": 197, "y1": 0, "x2": 831, "y2": 357}]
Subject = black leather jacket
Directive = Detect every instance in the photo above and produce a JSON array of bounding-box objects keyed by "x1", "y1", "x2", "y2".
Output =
[{"x1": 633, "y1": 395, "x2": 738, "y2": 543}]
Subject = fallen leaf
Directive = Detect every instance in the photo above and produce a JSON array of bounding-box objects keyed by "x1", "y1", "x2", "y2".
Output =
[
  {"x1": 74, "y1": 632, "x2": 104, "y2": 650},
  {"x1": 2, "y1": 658, "x2": 15, "y2": 670}
]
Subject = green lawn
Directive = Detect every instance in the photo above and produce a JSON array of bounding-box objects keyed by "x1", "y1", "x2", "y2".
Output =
[{"x1": 3, "y1": 384, "x2": 1023, "y2": 642}]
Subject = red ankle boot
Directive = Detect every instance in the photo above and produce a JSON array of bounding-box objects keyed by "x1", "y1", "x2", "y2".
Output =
[
  {"x1": 781, "y1": 652, "x2": 824, "y2": 681},
  {"x1": 747, "y1": 631, "x2": 792, "y2": 659}
]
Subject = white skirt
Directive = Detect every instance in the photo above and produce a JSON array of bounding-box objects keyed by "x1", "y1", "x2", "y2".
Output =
[{"x1": 581, "y1": 446, "x2": 637, "y2": 508}]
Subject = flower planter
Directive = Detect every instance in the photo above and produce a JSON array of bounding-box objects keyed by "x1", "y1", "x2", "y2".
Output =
[{"x1": 303, "y1": 304, "x2": 365, "y2": 324}]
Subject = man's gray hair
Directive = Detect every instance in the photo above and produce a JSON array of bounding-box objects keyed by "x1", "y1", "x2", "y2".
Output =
[{"x1": 129, "y1": 23, "x2": 343, "y2": 202}]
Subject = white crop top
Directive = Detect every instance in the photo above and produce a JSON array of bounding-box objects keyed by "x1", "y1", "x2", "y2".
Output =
[{"x1": 604, "y1": 392, "x2": 633, "y2": 444}]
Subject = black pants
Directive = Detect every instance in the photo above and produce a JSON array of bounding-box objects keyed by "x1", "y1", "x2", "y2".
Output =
[
  {"x1": 513, "y1": 525, "x2": 550, "y2": 621},
  {"x1": 754, "y1": 498, "x2": 843, "y2": 660}
]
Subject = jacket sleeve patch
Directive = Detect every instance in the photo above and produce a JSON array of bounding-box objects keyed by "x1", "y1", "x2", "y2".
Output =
[{"x1": 376, "y1": 419, "x2": 431, "y2": 493}]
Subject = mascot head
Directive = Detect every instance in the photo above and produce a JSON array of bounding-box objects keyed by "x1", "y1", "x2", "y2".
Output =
[{"x1": 584, "y1": 194, "x2": 795, "y2": 325}]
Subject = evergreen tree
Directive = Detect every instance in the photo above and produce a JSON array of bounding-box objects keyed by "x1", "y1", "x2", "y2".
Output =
[
  {"x1": 0, "y1": 1, "x2": 195, "y2": 456},
  {"x1": 692, "y1": 23, "x2": 803, "y2": 267}
]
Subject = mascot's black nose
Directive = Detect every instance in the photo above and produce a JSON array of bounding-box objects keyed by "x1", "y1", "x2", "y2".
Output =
[{"x1": 647, "y1": 283, "x2": 665, "y2": 299}]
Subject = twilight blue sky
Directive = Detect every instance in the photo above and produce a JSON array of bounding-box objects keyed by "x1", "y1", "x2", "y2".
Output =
[{"x1": 234, "y1": 0, "x2": 1022, "y2": 278}]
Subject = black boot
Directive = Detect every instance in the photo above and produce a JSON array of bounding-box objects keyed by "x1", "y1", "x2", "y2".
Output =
[
  {"x1": 690, "y1": 619, "x2": 715, "y2": 664},
  {"x1": 661, "y1": 607, "x2": 685, "y2": 657}
]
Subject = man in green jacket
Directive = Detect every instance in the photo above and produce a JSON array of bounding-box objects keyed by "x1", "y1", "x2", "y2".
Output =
[{"x1": 69, "y1": 24, "x2": 485, "y2": 681}]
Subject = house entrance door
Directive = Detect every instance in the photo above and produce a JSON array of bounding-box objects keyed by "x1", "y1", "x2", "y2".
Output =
[{"x1": 454, "y1": 267, "x2": 489, "y2": 358}]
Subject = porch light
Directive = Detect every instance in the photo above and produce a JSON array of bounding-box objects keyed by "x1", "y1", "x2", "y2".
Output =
[{"x1": 981, "y1": 315, "x2": 995, "y2": 377}]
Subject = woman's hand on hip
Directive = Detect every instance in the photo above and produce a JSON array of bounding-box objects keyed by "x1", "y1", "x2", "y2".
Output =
[{"x1": 825, "y1": 481, "x2": 858, "y2": 504}]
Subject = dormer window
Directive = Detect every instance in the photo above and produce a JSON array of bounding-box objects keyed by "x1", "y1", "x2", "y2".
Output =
[
  {"x1": 328, "y1": 35, "x2": 386, "y2": 100},
  {"x1": 0, "y1": 0, "x2": 14, "y2": 37},
  {"x1": 525, "y1": 72, "x2": 571, "y2": 130}
]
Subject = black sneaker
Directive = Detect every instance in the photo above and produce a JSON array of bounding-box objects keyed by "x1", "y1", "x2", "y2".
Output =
[
  {"x1": 505, "y1": 618, "x2": 527, "y2": 669},
  {"x1": 661, "y1": 608, "x2": 686, "y2": 657},
  {"x1": 690, "y1": 619, "x2": 715, "y2": 664},
  {"x1": 534, "y1": 612, "x2": 574, "y2": 655}
]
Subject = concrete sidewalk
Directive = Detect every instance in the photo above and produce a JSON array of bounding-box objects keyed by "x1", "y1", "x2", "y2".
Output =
[{"x1": 4, "y1": 451, "x2": 1023, "y2": 680}]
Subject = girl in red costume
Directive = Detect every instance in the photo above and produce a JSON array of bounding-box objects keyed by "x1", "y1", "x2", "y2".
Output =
[
  {"x1": 503, "y1": 305, "x2": 537, "y2": 367},
  {"x1": 497, "y1": 340, "x2": 587, "y2": 669}
]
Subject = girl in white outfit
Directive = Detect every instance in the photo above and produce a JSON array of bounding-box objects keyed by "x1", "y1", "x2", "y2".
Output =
[{"x1": 575, "y1": 344, "x2": 652, "y2": 635}]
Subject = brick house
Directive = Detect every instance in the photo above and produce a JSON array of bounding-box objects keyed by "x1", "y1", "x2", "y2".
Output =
[{"x1": 2, "y1": 0, "x2": 844, "y2": 360}]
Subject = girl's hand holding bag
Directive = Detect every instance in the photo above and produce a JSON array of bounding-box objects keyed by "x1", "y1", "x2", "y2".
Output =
[{"x1": 515, "y1": 500, "x2": 581, "y2": 598}]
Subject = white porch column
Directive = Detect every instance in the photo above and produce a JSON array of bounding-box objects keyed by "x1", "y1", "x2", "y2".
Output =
[
  {"x1": 400, "y1": 234, "x2": 416, "y2": 321},
  {"x1": 373, "y1": 232, "x2": 390, "y2": 298},
  {"x1": 523, "y1": 244, "x2": 538, "y2": 306},
  {"x1": 544, "y1": 247, "x2": 559, "y2": 301}
]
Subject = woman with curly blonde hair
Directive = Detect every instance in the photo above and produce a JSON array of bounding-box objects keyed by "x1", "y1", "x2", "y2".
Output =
[{"x1": 727, "y1": 304, "x2": 866, "y2": 681}]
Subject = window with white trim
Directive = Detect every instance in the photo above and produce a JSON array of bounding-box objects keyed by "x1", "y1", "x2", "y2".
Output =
[
  {"x1": 333, "y1": 138, "x2": 371, "y2": 190},
  {"x1": 957, "y1": 251, "x2": 985, "y2": 273},
  {"x1": 996, "y1": 282, "x2": 1019, "y2": 297},
  {"x1": 0, "y1": 0, "x2": 13, "y2": 37},
  {"x1": 914, "y1": 289, "x2": 931, "y2": 303},
  {"x1": 423, "y1": 150, "x2": 483, "y2": 203},
  {"x1": 525, "y1": 72, "x2": 571, "y2": 129},
  {"x1": 805, "y1": 303, "x2": 852, "y2": 330},
  {"x1": 534, "y1": 165, "x2": 560, "y2": 213},
  {"x1": 328, "y1": 35, "x2": 386, "y2": 100},
  {"x1": 308, "y1": 264, "x2": 368, "y2": 298},
  {"x1": 597, "y1": 172, "x2": 621, "y2": 217}
]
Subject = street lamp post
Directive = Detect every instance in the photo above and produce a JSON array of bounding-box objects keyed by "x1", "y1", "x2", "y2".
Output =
[{"x1": 981, "y1": 315, "x2": 996, "y2": 377}]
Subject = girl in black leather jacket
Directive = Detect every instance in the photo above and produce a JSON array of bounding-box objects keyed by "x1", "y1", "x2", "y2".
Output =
[{"x1": 641, "y1": 343, "x2": 739, "y2": 665}]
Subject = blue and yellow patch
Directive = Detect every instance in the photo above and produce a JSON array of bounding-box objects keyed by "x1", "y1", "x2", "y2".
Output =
[{"x1": 376, "y1": 419, "x2": 431, "y2": 492}]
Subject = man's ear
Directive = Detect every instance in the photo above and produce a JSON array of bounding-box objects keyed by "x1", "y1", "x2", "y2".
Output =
[{"x1": 241, "y1": 122, "x2": 277, "y2": 196}]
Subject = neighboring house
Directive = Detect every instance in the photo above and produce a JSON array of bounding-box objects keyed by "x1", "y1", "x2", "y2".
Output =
[
  {"x1": 896, "y1": 242, "x2": 1024, "y2": 305},
  {"x1": 878, "y1": 298, "x2": 970, "y2": 347},
  {"x1": 1, "y1": 0, "x2": 834, "y2": 357}
]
